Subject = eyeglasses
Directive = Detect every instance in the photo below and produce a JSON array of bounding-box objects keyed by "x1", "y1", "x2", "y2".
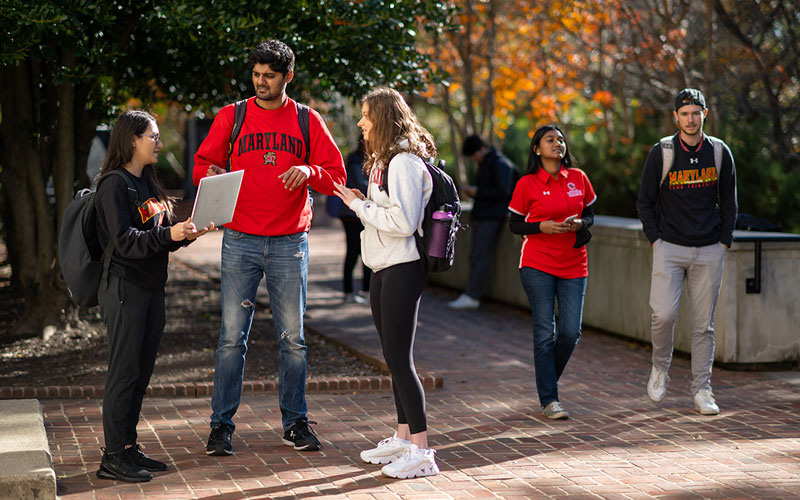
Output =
[{"x1": 141, "y1": 133, "x2": 161, "y2": 143}]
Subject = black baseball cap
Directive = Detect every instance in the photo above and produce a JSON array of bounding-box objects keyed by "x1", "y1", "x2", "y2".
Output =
[{"x1": 674, "y1": 88, "x2": 706, "y2": 111}]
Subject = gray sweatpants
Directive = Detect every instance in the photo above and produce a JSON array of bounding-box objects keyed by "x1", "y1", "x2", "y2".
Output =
[{"x1": 649, "y1": 239, "x2": 726, "y2": 395}]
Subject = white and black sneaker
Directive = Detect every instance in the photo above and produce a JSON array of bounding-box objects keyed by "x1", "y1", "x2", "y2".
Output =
[
  {"x1": 360, "y1": 433, "x2": 411, "y2": 465},
  {"x1": 380, "y1": 444, "x2": 439, "y2": 479},
  {"x1": 282, "y1": 420, "x2": 321, "y2": 451}
]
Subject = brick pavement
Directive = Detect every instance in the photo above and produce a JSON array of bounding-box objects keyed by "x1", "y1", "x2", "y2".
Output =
[{"x1": 44, "y1": 226, "x2": 800, "y2": 499}]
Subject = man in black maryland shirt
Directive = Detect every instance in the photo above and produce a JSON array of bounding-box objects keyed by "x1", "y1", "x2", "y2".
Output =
[{"x1": 637, "y1": 88, "x2": 737, "y2": 416}]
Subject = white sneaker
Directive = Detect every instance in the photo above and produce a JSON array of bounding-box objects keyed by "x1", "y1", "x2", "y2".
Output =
[
  {"x1": 647, "y1": 365, "x2": 669, "y2": 402},
  {"x1": 360, "y1": 433, "x2": 411, "y2": 465},
  {"x1": 694, "y1": 389, "x2": 720, "y2": 415},
  {"x1": 344, "y1": 293, "x2": 368, "y2": 304},
  {"x1": 542, "y1": 401, "x2": 569, "y2": 420},
  {"x1": 380, "y1": 444, "x2": 439, "y2": 479},
  {"x1": 447, "y1": 293, "x2": 479, "y2": 310}
]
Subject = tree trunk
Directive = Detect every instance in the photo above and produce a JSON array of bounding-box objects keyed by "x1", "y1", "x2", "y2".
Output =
[
  {"x1": 55, "y1": 50, "x2": 77, "y2": 232},
  {"x1": 462, "y1": 0, "x2": 477, "y2": 135},
  {"x1": 485, "y1": 0, "x2": 497, "y2": 145},
  {"x1": 0, "y1": 61, "x2": 73, "y2": 339}
]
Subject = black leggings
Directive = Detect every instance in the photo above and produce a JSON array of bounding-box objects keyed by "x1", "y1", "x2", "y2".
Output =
[
  {"x1": 342, "y1": 218, "x2": 371, "y2": 293},
  {"x1": 370, "y1": 260, "x2": 428, "y2": 434}
]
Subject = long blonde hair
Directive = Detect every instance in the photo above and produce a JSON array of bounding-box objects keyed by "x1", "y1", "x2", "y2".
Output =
[{"x1": 361, "y1": 87, "x2": 437, "y2": 174}]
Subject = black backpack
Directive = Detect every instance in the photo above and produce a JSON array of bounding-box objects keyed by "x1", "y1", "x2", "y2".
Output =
[
  {"x1": 58, "y1": 170, "x2": 137, "y2": 307},
  {"x1": 229, "y1": 99, "x2": 311, "y2": 166},
  {"x1": 383, "y1": 155, "x2": 462, "y2": 273}
]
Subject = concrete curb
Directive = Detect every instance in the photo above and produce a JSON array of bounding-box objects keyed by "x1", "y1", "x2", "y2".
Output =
[{"x1": 0, "y1": 399, "x2": 56, "y2": 500}]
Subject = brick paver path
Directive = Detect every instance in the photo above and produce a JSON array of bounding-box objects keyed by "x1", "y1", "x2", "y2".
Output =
[{"x1": 45, "y1": 226, "x2": 800, "y2": 499}]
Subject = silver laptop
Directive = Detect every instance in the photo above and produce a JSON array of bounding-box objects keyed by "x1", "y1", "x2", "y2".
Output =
[{"x1": 190, "y1": 169, "x2": 244, "y2": 229}]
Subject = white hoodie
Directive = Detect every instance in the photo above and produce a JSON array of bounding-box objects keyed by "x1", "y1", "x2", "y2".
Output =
[{"x1": 348, "y1": 143, "x2": 433, "y2": 273}]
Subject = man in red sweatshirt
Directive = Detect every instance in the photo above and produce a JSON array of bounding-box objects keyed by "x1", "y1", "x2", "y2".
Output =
[{"x1": 193, "y1": 39, "x2": 345, "y2": 456}]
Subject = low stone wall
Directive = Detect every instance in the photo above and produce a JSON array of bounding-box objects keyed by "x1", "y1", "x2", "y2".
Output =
[{"x1": 430, "y1": 213, "x2": 800, "y2": 365}]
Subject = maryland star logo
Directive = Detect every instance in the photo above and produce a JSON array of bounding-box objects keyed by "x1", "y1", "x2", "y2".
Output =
[{"x1": 263, "y1": 151, "x2": 277, "y2": 165}]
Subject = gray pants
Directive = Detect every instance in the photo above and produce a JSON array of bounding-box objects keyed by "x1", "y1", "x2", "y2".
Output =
[
  {"x1": 465, "y1": 219, "x2": 504, "y2": 300},
  {"x1": 649, "y1": 239, "x2": 726, "y2": 395}
]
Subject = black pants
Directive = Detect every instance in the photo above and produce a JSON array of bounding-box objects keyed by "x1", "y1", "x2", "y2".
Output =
[
  {"x1": 98, "y1": 274, "x2": 165, "y2": 453},
  {"x1": 465, "y1": 219, "x2": 504, "y2": 299},
  {"x1": 370, "y1": 260, "x2": 428, "y2": 433},
  {"x1": 342, "y1": 218, "x2": 371, "y2": 294}
]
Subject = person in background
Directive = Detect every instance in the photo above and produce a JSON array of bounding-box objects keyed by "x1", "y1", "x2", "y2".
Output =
[
  {"x1": 339, "y1": 136, "x2": 371, "y2": 303},
  {"x1": 448, "y1": 134, "x2": 519, "y2": 309},
  {"x1": 94, "y1": 110, "x2": 212, "y2": 482},
  {"x1": 508, "y1": 124, "x2": 596, "y2": 420},
  {"x1": 636, "y1": 88, "x2": 737, "y2": 415},
  {"x1": 333, "y1": 87, "x2": 439, "y2": 479},
  {"x1": 193, "y1": 39, "x2": 345, "y2": 456}
]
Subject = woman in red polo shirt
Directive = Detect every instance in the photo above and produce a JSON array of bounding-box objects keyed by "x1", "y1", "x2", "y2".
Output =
[{"x1": 508, "y1": 124, "x2": 596, "y2": 420}]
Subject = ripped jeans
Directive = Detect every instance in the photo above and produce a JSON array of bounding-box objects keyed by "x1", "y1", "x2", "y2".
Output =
[{"x1": 210, "y1": 228, "x2": 309, "y2": 431}]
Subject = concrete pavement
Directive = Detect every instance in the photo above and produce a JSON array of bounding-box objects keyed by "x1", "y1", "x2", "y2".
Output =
[{"x1": 43, "y1": 225, "x2": 800, "y2": 499}]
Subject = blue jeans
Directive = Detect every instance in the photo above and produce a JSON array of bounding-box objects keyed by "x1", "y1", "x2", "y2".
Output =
[
  {"x1": 211, "y1": 228, "x2": 309, "y2": 431},
  {"x1": 520, "y1": 267, "x2": 587, "y2": 407}
]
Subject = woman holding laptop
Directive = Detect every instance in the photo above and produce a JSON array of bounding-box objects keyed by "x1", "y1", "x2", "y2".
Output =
[{"x1": 92, "y1": 109, "x2": 213, "y2": 483}]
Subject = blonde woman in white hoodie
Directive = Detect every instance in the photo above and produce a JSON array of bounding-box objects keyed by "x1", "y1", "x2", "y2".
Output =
[{"x1": 333, "y1": 87, "x2": 438, "y2": 479}]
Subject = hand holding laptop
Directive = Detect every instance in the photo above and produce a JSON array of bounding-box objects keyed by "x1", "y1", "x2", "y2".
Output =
[
  {"x1": 206, "y1": 165, "x2": 226, "y2": 176},
  {"x1": 170, "y1": 219, "x2": 216, "y2": 242},
  {"x1": 191, "y1": 169, "x2": 245, "y2": 230}
]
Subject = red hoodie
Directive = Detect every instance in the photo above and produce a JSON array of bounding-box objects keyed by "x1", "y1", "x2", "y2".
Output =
[{"x1": 193, "y1": 97, "x2": 345, "y2": 236}]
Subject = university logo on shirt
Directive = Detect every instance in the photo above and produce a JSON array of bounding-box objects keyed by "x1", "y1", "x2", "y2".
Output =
[
  {"x1": 567, "y1": 182, "x2": 583, "y2": 198},
  {"x1": 668, "y1": 167, "x2": 718, "y2": 190},
  {"x1": 137, "y1": 197, "x2": 167, "y2": 225},
  {"x1": 264, "y1": 151, "x2": 277, "y2": 165},
  {"x1": 371, "y1": 168, "x2": 384, "y2": 187}
]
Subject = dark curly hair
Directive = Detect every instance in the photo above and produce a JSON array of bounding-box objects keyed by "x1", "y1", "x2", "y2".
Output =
[{"x1": 247, "y1": 39, "x2": 295, "y2": 76}]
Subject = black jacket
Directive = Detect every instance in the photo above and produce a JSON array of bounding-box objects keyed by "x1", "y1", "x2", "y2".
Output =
[
  {"x1": 636, "y1": 134, "x2": 738, "y2": 247},
  {"x1": 95, "y1": 169, "x2": 185, "y2": 290},
  {"x1": 472, "y1": 148, "x2": 519, "y2": 220}
]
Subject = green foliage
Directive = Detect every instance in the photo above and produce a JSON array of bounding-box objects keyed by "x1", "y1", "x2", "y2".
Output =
[
  {"x1": 494, "y1": 95, "x2": 800, "y2": 233},
  {"x1": 1, "y1": 1, "x2": 455, "y2": 112},
  {"x1": 717, "y1": 114, "x2": 799, "y2": 232}
]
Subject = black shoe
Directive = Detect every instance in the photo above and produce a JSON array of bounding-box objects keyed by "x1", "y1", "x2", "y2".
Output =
[
  {"x1": 128, "y1": 444, "x2": 168, "y2": 471},
  {"x1": 96, "y1": 448, "x2": 153, "y2": 483},
  {"x1": 206, "y1": 423, "x2": 234, "y2": 456},
  {"x1": 282, "y1": 420, "x2": 321, "y2": 451}
]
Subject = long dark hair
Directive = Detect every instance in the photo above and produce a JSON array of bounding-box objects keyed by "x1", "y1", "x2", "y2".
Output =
[
  {"x1": 360, "y1": 87, "x2": 437, "y2": 174},
  {"x1": 96, "y1": 110, "x2": 174, "y2": 216},
  {"x1": 525, "y1": 124, "x2": 575, "y2": 175}
]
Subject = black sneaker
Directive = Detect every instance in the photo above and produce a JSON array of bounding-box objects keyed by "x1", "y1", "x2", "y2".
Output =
[
  {"x1": 96, "y1": 448, "x2": 153, "y2": 483},
  {"x1": 282, "y1": 420, "x2": 321, "y2": 451},
  {"x1": 128, "y1": 444, "x2": 167, "y2": 471},
  {"x1": 206, "y1": 423, "x2": 234, "y2": 456}
]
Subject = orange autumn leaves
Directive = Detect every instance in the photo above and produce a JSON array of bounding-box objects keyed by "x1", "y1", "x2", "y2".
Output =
[{"x1": 421, "y1": 0, "x2": 621, "y2": 139}]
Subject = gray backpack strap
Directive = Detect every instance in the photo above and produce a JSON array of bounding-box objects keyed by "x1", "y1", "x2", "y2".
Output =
[
  {"x1": 707, "y1": 135, "x2": 723, "y2": 178},
  {"x1": 659, "y1": 135, "x2": 675, "y2": 187},
  {"x1": 296, "y1": 102, "x2": 311, "y2": 164}
]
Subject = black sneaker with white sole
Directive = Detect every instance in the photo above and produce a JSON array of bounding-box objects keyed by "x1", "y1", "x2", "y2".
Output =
[
  {"x1": 206, "y1": 423, "x2": 234, "y2": 456},
  {"x1": 282, "y1": 420, "x2": 321, "y2": 451},
  {"x1": 96, "y1": 448, "x2": 153, "y2": 483}
]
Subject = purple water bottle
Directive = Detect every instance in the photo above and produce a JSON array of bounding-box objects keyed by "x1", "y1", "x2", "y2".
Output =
[{"x1": 427, "y1": 209, "x2": 453, "y2": 258}]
